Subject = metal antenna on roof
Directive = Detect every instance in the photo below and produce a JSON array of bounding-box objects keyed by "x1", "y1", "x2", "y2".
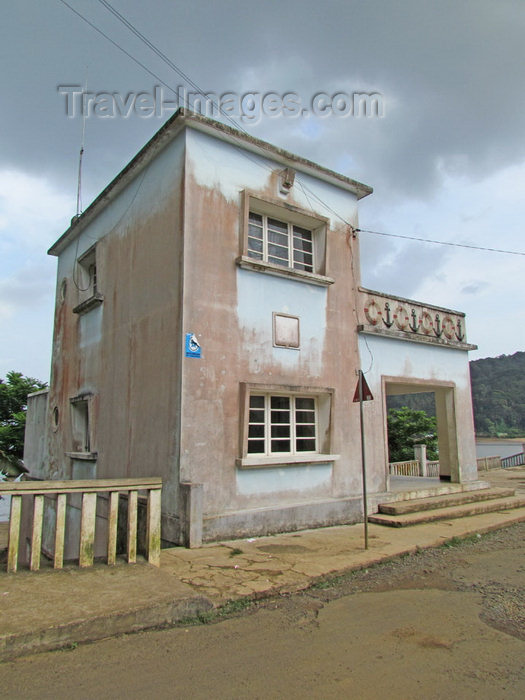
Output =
[{"x1": 76, "y1": 69, "x2": 88, "y2": 218}]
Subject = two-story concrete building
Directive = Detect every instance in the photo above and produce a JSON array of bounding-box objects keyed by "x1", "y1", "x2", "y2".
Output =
[{"x1": 26, "y1": 108, "x2": 479, "y2": 546}]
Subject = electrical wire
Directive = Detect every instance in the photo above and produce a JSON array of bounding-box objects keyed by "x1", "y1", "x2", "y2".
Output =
[
  {"x1": 356, "y1": 228, "x2": 525, "y2": 257},
  {"x1": 58, "y1": 0, "x2": 182, "y2": 101},
  {"x1": 59, "y1": 1, "x2": 525, "y2": 262},
  {"x1": 58, "y1": 0, "x2": 281, "y2": 179},
  {"x1": 97, "y1": 0, "x2": 256, "y2": 139}
]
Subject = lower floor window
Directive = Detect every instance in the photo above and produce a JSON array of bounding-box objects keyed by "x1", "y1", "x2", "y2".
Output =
[{"x1": 248, "y1": 394, "x2": 317, "y2": 455}]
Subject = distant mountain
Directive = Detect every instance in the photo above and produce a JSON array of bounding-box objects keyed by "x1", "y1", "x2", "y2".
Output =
[
  {"x1": 469, "y1": 351, "x2": 525, "y2": 437},
  {"x1": 387, "y1": 351, "x2": 525, "y2": 437}
]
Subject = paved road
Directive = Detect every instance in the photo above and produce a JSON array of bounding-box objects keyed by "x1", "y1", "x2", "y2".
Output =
[{"x1": 0, "y1": 524, "x2": 524, "y2": 699}]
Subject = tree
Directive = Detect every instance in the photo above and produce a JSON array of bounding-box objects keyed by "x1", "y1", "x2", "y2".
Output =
[
  {"x1": 0, "y1": 371, "x2": 47, "y2": 461},
  {"x1": 387, "y1": 406, "x2": 438, "y2": 463}
]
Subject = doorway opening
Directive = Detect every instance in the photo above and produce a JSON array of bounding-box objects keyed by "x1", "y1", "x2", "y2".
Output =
[{"x1": 384, "y1": 380, "x2": 459, "y2": 485}]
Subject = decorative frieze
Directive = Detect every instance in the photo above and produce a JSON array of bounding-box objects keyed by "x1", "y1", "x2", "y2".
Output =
[{"x1": 358, "y1": 288, "x2": 476, "y2": 350}]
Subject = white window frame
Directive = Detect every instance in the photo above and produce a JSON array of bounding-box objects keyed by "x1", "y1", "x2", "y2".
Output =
[
  {"x1": 247, "y1": 393, "x2": 318, "y2": 457},
  {"x1": 247, "y1": 212, "x2": 315, "y2": 273},
  {"x1": 237, "y1": 191, "x2": 334, "y2": 287},
  {"x1": 238, "y1": 383, "x2": 339, "y2": 469}
]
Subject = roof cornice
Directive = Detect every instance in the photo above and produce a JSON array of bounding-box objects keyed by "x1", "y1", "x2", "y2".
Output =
[{"x1": 49, "y1": 108, "x2": 372, "y2": 256}]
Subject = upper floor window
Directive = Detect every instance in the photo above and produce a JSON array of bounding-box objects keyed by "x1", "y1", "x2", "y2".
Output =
[
  {"x1": 237, "y1": 191, "x2": 334, "y2": 287},
  {"x1": 72, "y1": 245, "x2": 104, "y2": 315},
  {"x1": 247, "y1": 212, "x2": 314, "y2": 273}
]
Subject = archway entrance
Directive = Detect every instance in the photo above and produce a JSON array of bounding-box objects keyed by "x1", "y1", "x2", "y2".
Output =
[{"x1": 384, "y1": 380, "x2": 460, "y2": 485}]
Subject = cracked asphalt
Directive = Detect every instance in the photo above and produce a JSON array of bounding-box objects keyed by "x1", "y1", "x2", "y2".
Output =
[{"x1": 1, "y1": 522, "x2": 523, "y2": 699}]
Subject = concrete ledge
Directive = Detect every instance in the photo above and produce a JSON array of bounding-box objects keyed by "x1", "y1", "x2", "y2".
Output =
[
  {"x1": 0, "y1": 594, "x2": 213, "y2": 662},
  {"x1": 203, "y1": 496, "x2": 364, "y2": 542}
]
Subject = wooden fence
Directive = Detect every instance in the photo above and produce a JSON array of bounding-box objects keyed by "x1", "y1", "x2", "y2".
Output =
[{"x1": 0, "y1": 477, "x2": 162, "y2": 573}]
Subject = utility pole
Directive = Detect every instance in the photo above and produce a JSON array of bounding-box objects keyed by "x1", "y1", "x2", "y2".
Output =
[{"x1": 354, "y1": 369, "x2": 373, "y2": 549}]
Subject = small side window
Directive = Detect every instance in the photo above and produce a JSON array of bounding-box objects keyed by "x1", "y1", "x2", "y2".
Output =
[
  {"x1": 70, "y1": 395, "x2": 92, "y2": 453},
  {"x1": 73, "y1": 245, "x2": 103, "y2": 314}
]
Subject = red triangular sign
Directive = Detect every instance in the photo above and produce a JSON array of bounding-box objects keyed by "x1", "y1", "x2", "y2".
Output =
[{"x1": 353, "y1": 373, "x2": 373, "y2": 402}]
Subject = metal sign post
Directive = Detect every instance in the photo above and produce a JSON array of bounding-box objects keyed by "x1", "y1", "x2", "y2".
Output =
[{"x1": 354, "y1": 370, "x2": 373, "y2": 550}]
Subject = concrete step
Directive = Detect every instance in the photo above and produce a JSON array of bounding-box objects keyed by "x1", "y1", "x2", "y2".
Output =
[
  {"x1": 368, "y1": 496, "x2": 525, "y2": 528},
  {"x1": 378, "y1": 487, "x2": 516, "y2": 515}
]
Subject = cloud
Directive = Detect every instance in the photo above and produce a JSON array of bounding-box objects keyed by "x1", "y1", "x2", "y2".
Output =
[
  {"x1": 0, "y1": 263, "x2": 55, "y2": 318},
  {"x1": 1, "y1": 0, "x2": 524, "y2": 376},
  {"x1": 0, "y1": 169, "x2": 72, "y2": 251}
]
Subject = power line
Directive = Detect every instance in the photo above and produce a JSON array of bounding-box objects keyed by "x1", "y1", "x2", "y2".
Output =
[
  {"x1": 58, "y1": 0, "x2": 178, "y2": 96},
  {"x1": 58, "y1": 0, "x2": 279, "y2": 178},
  {"x1": 356, "y1": 228, "x2": 525, "y2": 257},
  {"x1": 96, "y1": 0, "x2": 254, "y2": 137},
  {"x1": 59, "y1": 1, "x2": 525, "y2": 262}
]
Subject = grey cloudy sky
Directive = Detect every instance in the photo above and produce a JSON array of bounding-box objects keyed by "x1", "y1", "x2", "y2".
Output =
[{"x1": 1, "y1": 0, "x2": 524, "y2": 380}]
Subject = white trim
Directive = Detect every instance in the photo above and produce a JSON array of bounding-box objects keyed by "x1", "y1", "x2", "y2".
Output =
[
  {"x1": 237, "y1": 454, "x2": 340, "y2": 469},
  {"x1": 237, "y1": 256, "x2": 334, "y2": 287},
  {"x1": 247, "y1": 393, "x2": 318, "y2": 458}
]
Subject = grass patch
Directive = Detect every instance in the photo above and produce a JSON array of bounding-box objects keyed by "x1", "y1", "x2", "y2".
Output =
[
  {"x1": 229, "y1": 548, "x2": 244, "y2": 557},
  {"x1": 441, "y1": 533, "x2": 483, "y2": 548},
  {"x1": 181, "y1": 597, "x2": 256, "y2": 626}
]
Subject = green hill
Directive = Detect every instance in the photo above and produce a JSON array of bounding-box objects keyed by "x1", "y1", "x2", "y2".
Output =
[
  {"x1": 469, "y1": 351, "x2": 525, "y2": 437},
  {"x1": 387, "y1": 351, "x2": 525, "y2": 437}
]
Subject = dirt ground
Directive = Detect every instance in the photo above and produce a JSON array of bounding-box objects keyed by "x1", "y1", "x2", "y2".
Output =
[{"x1": 0, "y1": 523, "x2": 524, "y2": 699}]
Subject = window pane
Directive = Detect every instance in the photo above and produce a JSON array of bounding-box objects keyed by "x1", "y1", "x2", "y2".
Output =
[
  {"x1": 295, "y1": 411, "x2": 315, "y2": 423},
  {"x1": 271, "y1": 424, "x2": 290, "y2": 438},
  {"x1": 268, "y1": 243, "x2": 289, "y2": 261},
  {"x1": 293, "y1": 251, "x2": 313, "y2": 266},
  {"x1": 270, "y1": 410, "x2": 290, "y2": 424},
  {"x1": 296, "y1": 438, "x2": 316, "y2": 452},
  {"x1": 249, "y1": 212, "x2": 263, "y2": 225},
  {"x1": 250, "y1": 395, "x2": 265, "y2": 408},
  {"x1": 248, "y1": 439, "x2": 265, "y2": 454},
  {"x1": 293, "y1": 236, "x2": 312, "y2": 253},
  {"x1": 267, "y1": 218, "x2": 288, "y2": 234},
  {"x1": 268, "y1": 229, "x2": 289, "y2": 247},
  {"x1": 248, "y1": 236, "x2": 263, "y2": 253},
  {"x1": 249, "y1": 409, "x2": 265, "y2": 423},
  {"x1": 248, "y1": 424, "x2": 265, "y2": 438},
  {"x1": 271, "y1": 439, "x2": 291, "y2": 453},
  {"x1": 296, "y1": 423, "x2": 316, "y2": 438},
  {"x1": 293, "y1": 225, "x2": 312, "y2": 240},
  {"x1": 271, "y1": 396, "x2": 290, "y2": 410},
  {"x1": 248, "y1": 222, "x2": 263, "y2": 239},
  {"x1": 295, "y1": 398, "x2": 315, "y2": 410},
  {"x1": 269, "y1": 256, "x2": 289, "y2": 268}
]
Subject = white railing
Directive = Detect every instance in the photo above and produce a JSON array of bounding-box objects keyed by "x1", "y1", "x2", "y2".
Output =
[
  {"x1": 426, "y1": 461, "x2": 440, "y2": 477},
  {"x1": 389, "y1": 460, "x2": 420, "y2": 476},
  {"x1": 389, "y1": 459, "x2": 440, "y2": 477},
  {"x1": 0, "y1": 477, "x2": 162, "y2": 573},
  {"x1": 476, "y1": 456, "x2": 502, "y2": 471}
]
